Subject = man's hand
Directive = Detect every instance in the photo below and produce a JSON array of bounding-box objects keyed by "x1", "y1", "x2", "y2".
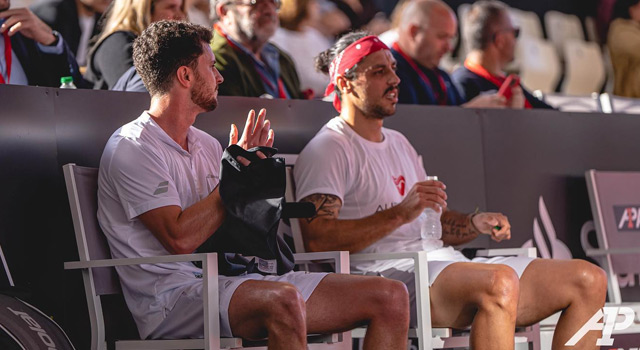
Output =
[
  {"x1": 463, "y1": 93, "x2": 507, "y2": 109},
  {"x1": 0, "y1": 8, "x2": 57, "y2": 45},
  {"x1": 509, "y1": 85, "x2": 525, "y2": 109},
  {"x1": 229, "y1": 108, "x2": 275, "y2": 150},
  {"x1": 472, "y1": 212, "x2": 511, "y2": 242},
  {"x1": 393, "y1": 179, "x2": 447, "y2": 224}
]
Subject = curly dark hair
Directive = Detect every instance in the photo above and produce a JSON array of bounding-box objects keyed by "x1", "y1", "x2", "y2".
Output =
[
  {"x1": 315, "y1": 31, "x2": 369, "y2": 99},
  {"x1": 133, "y1": 20, "x2": 213, "y2": 96}
]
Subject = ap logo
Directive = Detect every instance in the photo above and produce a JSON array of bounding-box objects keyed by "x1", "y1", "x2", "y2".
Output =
[
  {"x1": 565, "y1": 307, "x2": 635, "y2": 346},
  {"x1": 615, "y1": 206, "x2": 640, "y2": 231}
]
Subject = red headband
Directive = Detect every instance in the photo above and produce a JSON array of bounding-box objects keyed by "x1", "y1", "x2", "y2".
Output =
[{"x1": 324, "y1": 35, "x2": 389, "y2": 112}]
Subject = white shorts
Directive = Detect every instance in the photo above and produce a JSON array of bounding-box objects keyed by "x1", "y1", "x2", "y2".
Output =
[{"x1": 148, "y1": 271, "x2": 329, "y2": 339}]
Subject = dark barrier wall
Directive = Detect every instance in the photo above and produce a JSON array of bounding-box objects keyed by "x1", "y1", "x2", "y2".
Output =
[{"x1": 2, "y1": 85, "x2": 640, "y2": 347}]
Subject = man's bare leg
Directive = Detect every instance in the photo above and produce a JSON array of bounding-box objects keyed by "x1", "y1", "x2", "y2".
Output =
[
  {"x1": 429, "y1": 262, "x2": 520, "y2": 350},
  {"x1": 305, "y1": 274, "x2": 410, "y2": 350},
  {"x1": 515, "y1": 259, "x2": 607, "y2": 350},
  {"x1": 228, "y1": 280, "x2": 308, "y2": 349}
]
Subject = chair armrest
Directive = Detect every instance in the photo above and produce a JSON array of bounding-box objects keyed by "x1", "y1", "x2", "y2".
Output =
[
  {"x1": 64, "y1": 253, "x2": 217, "y2": 270},
  {"x1": 294, "y1": 251, "x2": 350, "y2": 274},
  {"x1": 584, "y1": 247, "x2": 640, "y2": 257},
  {"x1": 475, "y1": 248, "x2": 537, "y2": 258}
]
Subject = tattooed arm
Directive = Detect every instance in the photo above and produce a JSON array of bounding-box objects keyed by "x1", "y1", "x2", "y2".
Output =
[
  {"x1": 298, "y1": 180, "x2": 447, "y2": 253},
  {"x1": 441, "y1": 210, "x2": 512, "y2": 246}
]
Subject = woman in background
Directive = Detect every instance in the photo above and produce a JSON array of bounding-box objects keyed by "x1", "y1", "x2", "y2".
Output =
[
  {"x1": 607, "y1": 0, "x2": 640, "y2": 98},
  {"x1": 84, "y1": 0, "x2": 185, "y2": 89}
]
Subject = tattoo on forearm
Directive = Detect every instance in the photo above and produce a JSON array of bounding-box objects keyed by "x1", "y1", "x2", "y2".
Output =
[
  {"x1": 441, "y1": 211, "x2": 480, "y2": 239},
  {"x1": 300, "y1": 194, "x2": 341, "y2": 223}
]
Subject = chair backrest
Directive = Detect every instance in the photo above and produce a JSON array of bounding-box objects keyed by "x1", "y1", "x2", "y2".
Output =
[
  {"x1": 562, "y1": 40, "x2": 606, "y2": 95},
  {"x1": 585, "y1": 170, "x2": 640, "y2": 303},
  {"x1": 518, "y1": 37, "x2": 561, "y2": 93},
  {"x1": 510, "y1": 9, "x2": 543, "y2": 39},
  {"x1": 281, "y1": 155, "x2": 308, "y2": 254},
  {"x1": 584, "y1": 16, "x2": 599, "y2": 43},
  {"x1": 63, "y1": 163, "x2": 121, "y2": 296},
  {"x1": 544, "y1": 11, "x2": 585, "y2": 59},
  {"x1": 542, "y1": 93, "x2": 601, "y2": 112}
]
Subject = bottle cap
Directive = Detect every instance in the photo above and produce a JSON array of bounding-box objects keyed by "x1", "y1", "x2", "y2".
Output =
[
  {"x1": 426, "y1": 175, "x2": 438, "y2": 181},
  {"x1": 60, "y1": 76, "x2": 73, "y2": 84}
]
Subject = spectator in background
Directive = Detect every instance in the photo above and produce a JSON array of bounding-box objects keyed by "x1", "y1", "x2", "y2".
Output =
[
  {"x1": 31, "y1": 0, "x2": 111, "y2": 66},
  {"x1": 607, "y1": 0, "x2": 640, "y2": 98},
  {"x1": 1, "y1": 0, "x2": 83, "y2": 86},
  {"x1": 451, "y1": 1, "x2": 552, "y2": 109},
  {"x1": 186, "y1": 0, "x2": 211, "y2": 26},
  {"x1": 392, "y1": 0, "x2": 505, "y2": 107},
  {"x1": 328, "y1": 0, "x2": 388, "y2": 35},
  {"x1": 377, "y1": 0, "x2": 408, "y2": 46},
  {"x1": 270, "y1": 0, "x2": 330, "y2": 95},
  {"x1": 84, "y1": 0, "x2": 186, "y2": 89},
  {"x1": 311, "y1": 0, "x2": 349, "y2": 39},
  {"x1": 211, "y1": 0, "x2": 304, "y2": 98}
]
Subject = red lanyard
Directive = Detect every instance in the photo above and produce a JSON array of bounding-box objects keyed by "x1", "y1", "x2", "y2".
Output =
[
  {"x1": 463, "y1": 58, "x2": 532, "y2": 109},
  {"x1": 214, "y1": 23, "x2": 287, "y2": 99},
  {"x1": 1, "y1": 32, "x2": 12, "y2": 84},
  {"x1": 392, "y1": 42, "x2": 447, "y2": 105}
]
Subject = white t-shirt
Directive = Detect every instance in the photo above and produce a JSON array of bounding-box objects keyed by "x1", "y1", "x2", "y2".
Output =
[
  {"x1": 295, "y1": 117, "x2": 468, "y2": 272},
  {"x1": 97, "y1": 112, "x2": 223, "y2": 338}
]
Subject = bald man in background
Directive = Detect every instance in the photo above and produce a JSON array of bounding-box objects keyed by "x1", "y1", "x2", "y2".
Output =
[{"x1": 391, "y1": 0, "x2": 512, "y2": 108}]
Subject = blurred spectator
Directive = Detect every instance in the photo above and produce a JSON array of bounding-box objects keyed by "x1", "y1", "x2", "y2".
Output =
[
  {"x1": 312, "y1": 0, "x2": 349, "y2": 39},
  {"x1": 392, "y1": 0, "x2": 505, "y2": 107},
  {"x1": 328, "y1": 0, "x2": 388, "y2": 35},
  {"x1": 211, "y1": 0, "x2": 304, "y2": 98},
  {"x1": 452, "y1": 1, "x2": 552, "y2": 109},
  {"x1": 187, "y1": 0, "x2": 210, "y2": 26},
  {"x1": 31, "y1": 0, "x2": 110, "y2": 66},
  {"x1": 607, "y1": 0, "x2": 640, "y2": 98},
  {"x1": 270, "y1": 0, "x2": 330, "y2": 95},
  {"x1": 84, "y1": 0, "x2": 186, "y2": 89},
  {"x1": 1, "y1": 0, "x2": 83, "y2": 86}
]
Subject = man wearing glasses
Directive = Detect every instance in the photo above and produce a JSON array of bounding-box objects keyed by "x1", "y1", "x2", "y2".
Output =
[
  {"x1": 392, "y1": 0, "x2": 508, "y2": 108},
  {"x1": 210, "y1": 0, "x2": 305, "y2": 99},
  {"x1": 451, "y1": 0, "x2": 553, "y2": 109}
]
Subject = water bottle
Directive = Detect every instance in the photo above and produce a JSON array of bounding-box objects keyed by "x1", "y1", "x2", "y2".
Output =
[
  {"x1": 420, "y1": 175, "x2": 442, "y2": 240},
  {"x1": 60, "y1": 76, "x2": 77, "y2": 89}
]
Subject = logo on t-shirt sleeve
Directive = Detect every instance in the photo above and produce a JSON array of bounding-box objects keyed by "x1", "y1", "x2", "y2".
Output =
[
  {"x1": 153, "y1": 181, "x2": 169, "y2": 195},
  {"x1": 392, "y1": 175, "x2": 406, "y2": 196}
]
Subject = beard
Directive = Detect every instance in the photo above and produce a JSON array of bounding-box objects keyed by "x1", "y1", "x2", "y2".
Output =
[{"x1": 190, "y1": 71, "x2": 218, "y2": 112}]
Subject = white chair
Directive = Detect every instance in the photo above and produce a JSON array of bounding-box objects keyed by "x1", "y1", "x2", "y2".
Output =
[
  {"x1": 608, "y1": 94, "x2": 640, "y2": 114},
  {"x1": 457, "y1": 3, "x2": 472, "y2": 60},
  {"x1": 562, "y1": 40, "x2": 606, "y2": 95},
  {"x1": 544, "y1": 11, "x2": 585, "y2": 59},
  {"x1": 585, "y1": 16, "x2": 599, "y2": 43},
  {"x1": 518, "y1": 37, "x2": 561, "y2": 93},
  {"x1": 281, "y1": 155, "x2": 541, "y2": 350},
  {"x1": 62, "y1": 163, "x2": 348, "y2": 350},
  {"x1": 541, "y1": 92, "x2": 601, "y2": 112},
  {"x1": 510, "y1": 9, "x2": 544, "y2": 39}
]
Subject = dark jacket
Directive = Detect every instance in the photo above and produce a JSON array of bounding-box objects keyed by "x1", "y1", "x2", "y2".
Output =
[
  {"x1": 84, "y1": 31, "x2": 136, "y2": 90},
  {"x1": 31, "y1": 0, "x2": 102, "y2": 58},
  {"x1": 391, "y1": 48, "x2": 465, "y2": 106},
  {"x1": 10, "y1": 32, "x2": 84, "y2": 87},
  {"x1": 451, "y1": 66, "x2": 554, "y2": 109},
  {"x1": 210, "y1": 30, "x2": 303, "y2": 99}
]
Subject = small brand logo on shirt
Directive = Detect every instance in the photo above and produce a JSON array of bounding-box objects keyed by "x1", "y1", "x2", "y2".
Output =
[
  {"x1": 153, "y1": 181, "x2": 169, "y2": 195},
  {"x1": 392, "y1": 175, "x2": 406, "y2": 196}
]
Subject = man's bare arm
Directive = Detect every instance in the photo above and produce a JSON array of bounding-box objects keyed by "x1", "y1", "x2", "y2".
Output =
[
  {"x1": 298, "y1": 194, "x2": 406, "y2": 253},
  {"x1": 138, "y1": 187, "x2": 225, "y2": 254},
  {"x1": 298, "y1": 179, "x2": 447, "y2": 253},
  {"x1": 440, "y1": 210, "x2": 480, "y2": 246}
]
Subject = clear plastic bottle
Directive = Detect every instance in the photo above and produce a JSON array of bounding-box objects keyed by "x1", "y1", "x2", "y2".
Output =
[
  {"x1": 59, "y1": 76, "x2": 77, "y2": 89},
  {"x1": 420, "y1": 175, "x2": 442, "y2": 240}
]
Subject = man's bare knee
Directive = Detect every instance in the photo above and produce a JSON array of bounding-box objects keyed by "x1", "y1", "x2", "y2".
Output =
[
  {"x1": 369, "y1": 279, "x2": 410, "y2": 324},
  {"x1": 569, "y1": 260, "x2": 607, "y2": 302},
  {"x1": 476, "y1": 265, "x2": 519, "y2": 316},
  {"x1": 263, "y1": 283, "x2": 306, "y2": 334}
]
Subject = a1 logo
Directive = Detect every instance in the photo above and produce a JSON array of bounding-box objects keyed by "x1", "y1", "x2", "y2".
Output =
[{"x1": 565, "y1": 307, "x2": 636, "y2": 346}]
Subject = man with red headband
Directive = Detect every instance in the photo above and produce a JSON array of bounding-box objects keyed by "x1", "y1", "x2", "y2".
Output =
[
  {"x1": 451, "y1": 1, "x2": 553, "y2": 109},
  {"x1": 393, "y1": 0, "x2": 513, "y2": 108},
  {"x1": 295, "y1": 31, "x2": 607, "y2": 349}
]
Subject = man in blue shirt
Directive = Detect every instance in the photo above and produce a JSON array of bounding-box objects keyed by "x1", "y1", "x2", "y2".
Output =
[
  {"x1": 392, "y1": 0, "x2": 508, "y2": 108},
  {"x1": 0, "y1": 0, "x2": 82, "y2": 86}
]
